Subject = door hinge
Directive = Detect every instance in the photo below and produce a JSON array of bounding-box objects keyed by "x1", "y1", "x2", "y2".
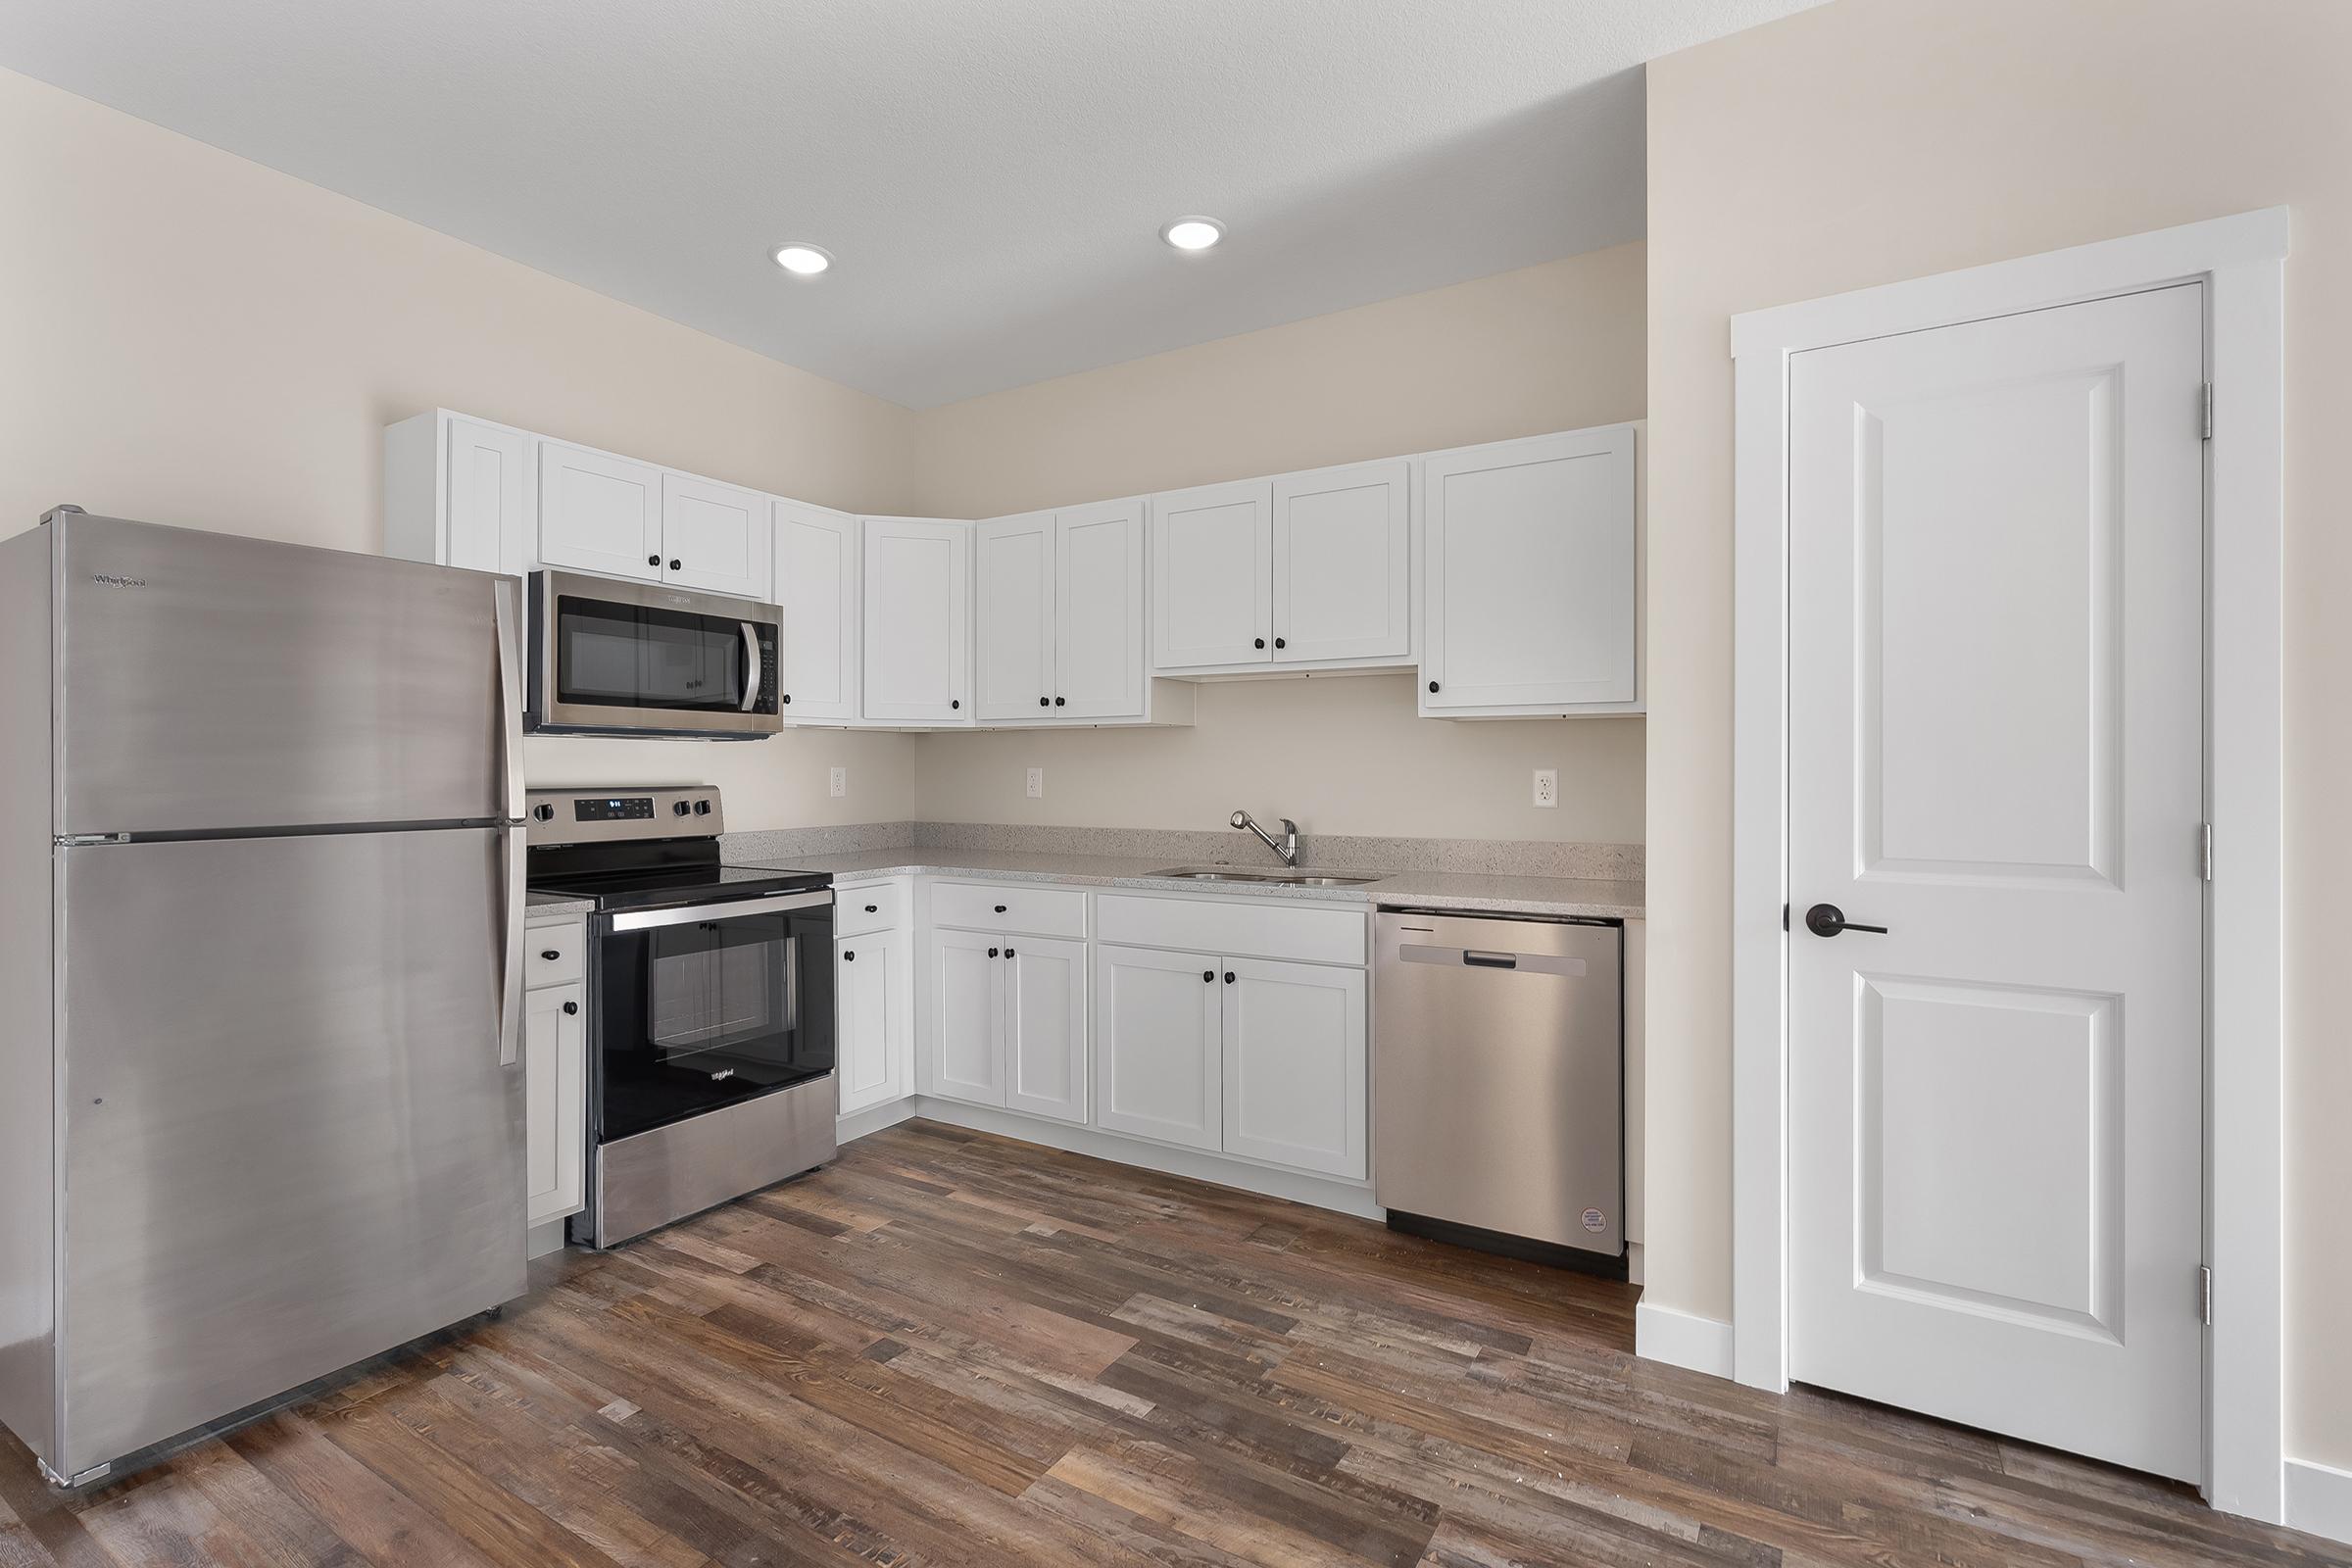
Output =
[
  {"x1": 2200, "y1": 822, "x2": 2214, "y2": 882},
  {"x1": 2201, "y1": 381, "x2": 2214, "y2": 441},
  {"x1": 2201, "y1": 1265, "x2": 2214, "y2": 1327}
]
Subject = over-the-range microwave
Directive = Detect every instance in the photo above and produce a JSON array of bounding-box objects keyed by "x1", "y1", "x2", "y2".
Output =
[{"x1": 528, "y1": 569, "x2": 781, "y2": 739}]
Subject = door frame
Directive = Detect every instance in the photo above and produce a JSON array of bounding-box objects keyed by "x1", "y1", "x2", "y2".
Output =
[{"x1": 1729, "y1": 208, "x2": 2287, "y2": 1517}]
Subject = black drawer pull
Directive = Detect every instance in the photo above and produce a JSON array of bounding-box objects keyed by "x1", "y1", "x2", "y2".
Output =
[
  {"x1": 863, "y1": 904, "x2": 878, "y2": 913},
  {"x1": 993, "y1": 904, "x2": 1007, "y2": 913},
  {"x1": 540, "y1": 949, "x2": 561, "y2": 961}
]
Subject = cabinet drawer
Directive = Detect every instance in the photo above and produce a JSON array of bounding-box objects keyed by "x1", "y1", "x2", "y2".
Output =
[
  {"x1": 929, "y1": 880, "x2": 1087, "y2": 938},
  {"x1": 526, "y1": 918, "x2": 585, "y2": 989},
  {"x1": 837, "y1": 881, "x2": 905, "y2": 938},
  {"x1": 1095, "y1": 894, "x2": 1364, "y2": 967}
]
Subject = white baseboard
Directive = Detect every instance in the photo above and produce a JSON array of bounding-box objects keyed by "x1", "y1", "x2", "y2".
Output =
[
  {"x1": 2286, "y1": 1458, "x2": 2352, "y2": 1547},
  {"x1": 1635, "y1": 1299, "x2": 1736, "y2": 1381},
  {"x1": 525, "y1": 1218, "x2": 569, "y2": 1260},
  {"x1": 836, "y1": 1098, "x2": 922, "y2": 1146},
  {"x1": 888, "y1": 1096, "x2": 1386, "y2": 1221}
]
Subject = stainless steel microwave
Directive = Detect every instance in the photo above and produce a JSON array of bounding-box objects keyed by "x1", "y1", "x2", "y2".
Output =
[{"x1": 527, "y1": 570, "x2": 781, "y2": 738}]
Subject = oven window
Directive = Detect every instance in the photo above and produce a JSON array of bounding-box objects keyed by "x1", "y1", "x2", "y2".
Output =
[
  {"x1": 596, "y1": 902, "x2": 835, "y2": 1142},
  {"x1": 557, "y1": 596, "x2": 749, "y2": 712}
]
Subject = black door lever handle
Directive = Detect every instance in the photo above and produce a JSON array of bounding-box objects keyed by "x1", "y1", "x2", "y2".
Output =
[{"x1": 1805, "y1": 903, "x2": 1888, "y2": 938}]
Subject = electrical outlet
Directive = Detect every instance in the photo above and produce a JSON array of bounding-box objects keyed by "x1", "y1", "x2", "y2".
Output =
[
  {"x1": 1026, "y1": 766, "x2": 1045, "y2": 800},
  {"x1": 829, "y1": 766, "x2": 846, "y2": 799},
  {"x1": 1533, "y1": 768, "x2": 1557, "y2": 808}
]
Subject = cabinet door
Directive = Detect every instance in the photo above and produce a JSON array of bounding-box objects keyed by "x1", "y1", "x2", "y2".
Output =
[
  {"x1": 1093, "y1": 944, "x2": 1222, "y2": 1150},
  {"x1": 1152, "y1": 479, "x2": 1272, "y2": 670},
  {"x1": 975, "y1": 511, "x2": 1056, "y2": 721},
  {"x1": 837, "y1": 929, "x2": 908, "y2": 1115},
  {"x1": 1056, "y1": 499, "x2": 1147, "y2": 718},
  {"x1": 662, "y1": 473, "x2": 771, "y2": 600},
  {"x1": 1004, "y1": 936, "x2": 1088, "y2": 1123},
  {"x1": 774, "y1": 500, "x2": 858, "y2": 721},
  {"x1": 924, "y1": 928, "x2": 1004, "y2": 1105},
  {"x1": 1273, "y1": 461, "x2": 1410, "y2": 664},
  {"x1": 1220, "y1": 957, "x2": 1366, "y2": 1179},
  {"x1": 862, "y1": 517, "x2": 971, "y2": 723},
  {"x1": 1422, "y1": 427, "x2": 1637, "y2": 710},
  {"x1": 537, "y1": 441, "x2": 663, "y2": 583},
  {"x1": 444, "y1": 416, "x2": 533, "y2": 576},
  {"x1": 524, "y1": 983, "x2": 587, "y2": 1226}
]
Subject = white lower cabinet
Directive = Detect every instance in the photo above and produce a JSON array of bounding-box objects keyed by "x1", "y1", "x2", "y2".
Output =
[
  {"x1": 925, "y1": 928, "x2": 1007, "y2": 1104},
  {"x1": 1221, "y1": 957, "x2": 1367, "y2": 1179},
  {"x1": 836, "y1": 927, "x2": 910, "y2": 1115},
  {"x1": 1092, "y1": 944, "x2": 1225, "y2": 1151},
  {"x1": 1004, "y1": 937, "x2": 1089, "y2": 1123},
  {"x1": 523, "y1": 979, "x2": 586, "y2": 1229}
]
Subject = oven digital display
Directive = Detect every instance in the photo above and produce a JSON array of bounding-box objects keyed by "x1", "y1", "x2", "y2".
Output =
[{"x1": 574, "y1": 796, "x2": 656, "y2": 821}]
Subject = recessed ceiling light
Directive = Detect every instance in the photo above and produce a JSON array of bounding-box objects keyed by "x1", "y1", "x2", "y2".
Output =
[
  {"x1": 1160, "y1": 217, "x2": 1224, "y2": 253},
  {"x1": 771, "y1": 243, "x2": 832, "y2": 276}
]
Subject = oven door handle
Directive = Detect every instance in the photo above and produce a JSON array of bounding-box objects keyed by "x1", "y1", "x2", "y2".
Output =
[
  {"x1": 609, "y1": 889, "x2": 833, "y2": 931},
  {"x1": 740, "y1": 621, "x2": 762, "y2": 713}
]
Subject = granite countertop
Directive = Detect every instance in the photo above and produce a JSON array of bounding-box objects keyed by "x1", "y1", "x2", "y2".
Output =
[
  {"x1": 524, "y1": 891, "x2": 597, "y2": 916},
  {"x1": 736, "y1": 847, "x2": 1643, "y2": 920}
]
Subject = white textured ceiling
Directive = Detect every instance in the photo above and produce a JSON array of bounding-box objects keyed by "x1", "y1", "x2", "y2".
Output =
[{"x1": 0, "y1": 1, "x2": 1820, "y2": 408}]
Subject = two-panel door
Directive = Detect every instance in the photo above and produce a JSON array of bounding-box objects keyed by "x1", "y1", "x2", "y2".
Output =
[
  {"x1": 1272, "y1": 461, "x2": 1410, "y2": 664},
  {"x1": 862, "y1": 517, "x2": 970, "y2": 723},
  {"x1": 1093, "y1": 945, "x2": 1224, "y2": 1150},
  {"x1": 836, "y1": 927, "x2": 910, "y2": 1115},
  {"x1": 977, "y1": 501, "x2": 1149, "y2": 720},
  {"x1": 538, "y1": 441, "x2": 664, "y2": 584},
  {"x1": 661, "y1": 473, "x2": 771, "y2": 600},
  {"x1": 774, "y1": 500, "x2": 859, "y2": 721},
  {"x1": 1420, "y1": 426, "x2": 1638, "y2": 713}
]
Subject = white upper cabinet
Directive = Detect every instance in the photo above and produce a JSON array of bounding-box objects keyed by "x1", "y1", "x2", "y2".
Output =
[
  {"x1": 661, "y1": 473, "x2": 771, "y2": 600},
  {"x1": 861, "y1": 516, "x2": 971, "y2": 724},
  {"x1": 427, "y1": 416, "x2": 532, "y2": 577},
  {"x1": 975, "y1": 511, "x2": 1056, "y2": 721},
  {"x1": 1056, "y1": 499, "x2": 1148, "y2": 719},
  {"x1": 1272, "y1": 461, "x2": 1411, "y2": 664},
  {"x1": 537, "y1": 440, "x2": 664, "y2": 583},
  {"x1": 1152, "y1": 479, "x2": 1273, "y2": 671},
  {"x1": 1421, "y1": 424, "x2": 1640, "y2": 715},
  {"x1": 773, "y1": 500, "x2": 859, "y2": 721}
]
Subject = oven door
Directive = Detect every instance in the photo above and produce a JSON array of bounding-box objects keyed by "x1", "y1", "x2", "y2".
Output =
[
  {"x1": 532, "y1": 570, "x2": 781, "y2": 737},
  {"x1": 594, "y1": 889, "x2": 835, "y2": 1142}
]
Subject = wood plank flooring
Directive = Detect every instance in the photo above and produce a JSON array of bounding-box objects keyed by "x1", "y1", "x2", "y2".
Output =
[{"x1": 3, "y1": 1118, "x2": 2344, "y2": 1567}]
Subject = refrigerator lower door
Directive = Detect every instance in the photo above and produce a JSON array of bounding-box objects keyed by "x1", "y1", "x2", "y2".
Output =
[
  {"x1": 53, "y1": 827, "x2": 525, "y2": 1477},
  {"x1": 53, "y1": 513, "x2": 514, "y2": 837}
]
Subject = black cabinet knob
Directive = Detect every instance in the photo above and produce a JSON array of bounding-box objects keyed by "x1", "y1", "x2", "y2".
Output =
[
  {"x1": 540, "y1": 949, "x2": 560, "y2": 961},
  {"x1": 1224, "y1": 971, "x2": 1236, "y2": 984},
  {"x1": 782, "y1": 693, "x2": 792, "y2": 705},
  {"x1": 647, "y1": 554, "x2": 661, "y2": 566},
  {"x1": 1253, "y1": 637, "x2": 1265, "y2": 649},
  {"x1": 1804, "y1": 903, "x2": 1889, "y2": 938},
  {"x1": 1428, "y1": 680, "x2": 1440, "y2": 693},
  {"x1": 1039, "y1": 697, "x2": 1050, "y2": 707},
  {"x1": 844, "y1": 949, "x2": 856, "y2": 961},
  {"x1": 951, "y1": 699, "x2": 960, "y2": 710},
  {"x1": 1274, "y1": 637, "x2": 1286, "y2": 649},
  {"x1": 1202, "y1": 969, "x2": 1214, "y2": 982},
  {"x1": 987, "y1": 947, "x2": 999, "y2": 957},
  {"x1": 562, "y1": 1001, "x2": 579, "y2": 1015},
  {"x1": 863, "y1": 903, "x2": 878, "y2": 913},
  {"x1": 668, "y1": 558, "x2": 682, "y2": 570},
  {"x1": 1004, "y1": 947, "x2": 1016, "y2": 959},
  {"x1": 993, "y1": 905, "x2": 1006, "y2": 913},
  {"x1": 1054, "y1": 696, "x2": 1065, "y2": 707}
]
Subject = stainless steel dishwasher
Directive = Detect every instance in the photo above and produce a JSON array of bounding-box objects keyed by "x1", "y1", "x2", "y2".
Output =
[{"x1": 1374, "y1": 908, "x2": 1624, "y2": 1271}]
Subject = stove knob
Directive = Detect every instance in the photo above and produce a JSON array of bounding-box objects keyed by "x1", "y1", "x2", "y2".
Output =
[
  {"x1": 530, "y1": 804, "x2": 555, "y2": 822},
  {"x1": 693, "y1": 800, "x2": 711, "y2": 815},
  {"x1": 672, "y1": 801, "x2": 693, "y2": 817}
]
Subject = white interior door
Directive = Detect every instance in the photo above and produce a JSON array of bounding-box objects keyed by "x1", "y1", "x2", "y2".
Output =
[
  {"x1": 661, "y1": 473, "x2": 771, "y2": 600},
  {"x1": 1788, "y1": 283, "x2": 2206, "y2": 1481},
  {"x1": 1056, "y1": 499, "x2": 1147, "y2": 718},
  {"x1": 1152, "y1": 479, "x2": 1272, "y2": 670},
  {"x1": 537, "y1": 440, "x2": 662, "y2": 583},
  {"x1": 1272, "y1": 461, "x2": 1410, "y2": 663},
  {"x1": 976, "y1": 511, "x2": 1056, "y2": 720},
  {"x1": 773, "y1": 500, "x2": 858, "y2": 721}
]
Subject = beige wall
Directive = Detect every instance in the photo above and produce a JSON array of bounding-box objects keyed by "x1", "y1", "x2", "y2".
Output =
[
  {"x1": 911, "y1": 243, "x2": 1648, "y2": 843},
  {"x1": 0, "y1": 66, "x2": 928, "y2": 829},
  {"x1": 1643, "y1": 0, "x2": 2351, "y2": 1468}
]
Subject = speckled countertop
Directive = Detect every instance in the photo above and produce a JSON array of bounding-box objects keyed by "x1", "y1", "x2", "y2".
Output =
[
  {"x1": 733, "y1": 848, "x2": 1643, "y2": 920},
  {"x1": 524, "y1": 891, "x2": 596, "y2": 916}
]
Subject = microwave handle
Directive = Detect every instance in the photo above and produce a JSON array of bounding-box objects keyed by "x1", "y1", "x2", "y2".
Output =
[{"x1": 740, "y1": 621, "x2": 762, "y2": 713}]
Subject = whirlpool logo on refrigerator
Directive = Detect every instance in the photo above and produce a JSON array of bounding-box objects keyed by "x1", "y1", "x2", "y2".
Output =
[{"x1": 88, "y1": 573, "x2": 147, "y2": 588}]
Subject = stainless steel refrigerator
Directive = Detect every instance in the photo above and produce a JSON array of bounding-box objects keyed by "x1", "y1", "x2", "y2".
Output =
[{"x1": 0, "y1": 509, "x2": 530, "y2": 1486}]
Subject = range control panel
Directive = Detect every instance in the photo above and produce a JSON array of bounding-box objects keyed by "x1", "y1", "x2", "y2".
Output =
[{"x1": 523, "y1": 785, "x2": 723, "y2": 845}]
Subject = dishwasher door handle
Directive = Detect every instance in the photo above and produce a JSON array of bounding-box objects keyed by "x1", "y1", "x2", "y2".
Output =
[
  {"x1": 1396, "y1": 943, "x2": 1589, "y2": 978},
  {"x1": 1462, "y1": 950, "x2": 1518, "y2": 969}
]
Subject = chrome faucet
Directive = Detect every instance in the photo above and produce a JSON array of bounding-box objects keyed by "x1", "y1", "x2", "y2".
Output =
[{"x1": 1230, "y1": 809, "x2": 1299, "y2": 868}]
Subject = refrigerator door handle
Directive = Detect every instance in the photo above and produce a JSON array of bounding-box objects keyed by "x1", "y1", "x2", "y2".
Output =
[
  {"x1": 498, "y1": 826, "x2": 524, "y2": 1066},
  {"x1": 493, "y1": 577, "x2": 526, "y2": 822},
  {"x1": 739, "y1": 621, "x2": 761, "y2": 714}
]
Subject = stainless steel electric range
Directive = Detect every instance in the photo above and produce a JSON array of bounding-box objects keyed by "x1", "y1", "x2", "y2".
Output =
[{"x1": 525, "y1": 785, "x2": 835, "y2": 1248}]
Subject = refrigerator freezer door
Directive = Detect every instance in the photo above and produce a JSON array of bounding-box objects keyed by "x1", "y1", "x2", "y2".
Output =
[
  {"x1": 53, "y1": 827, "x2": 525, "y2": 1477},
  {"x1": 54, "y1": 514, "x2": 514, "y2": 837}
]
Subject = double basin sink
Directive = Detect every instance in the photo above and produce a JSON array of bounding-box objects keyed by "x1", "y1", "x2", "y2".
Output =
[{"x1": 1148, "y1": 865, "x2": 1383, "y2": 888}]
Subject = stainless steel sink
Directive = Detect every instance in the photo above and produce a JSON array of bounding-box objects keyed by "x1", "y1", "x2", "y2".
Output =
[{"x1": 1146, "y1": 865, "x2": 1383, "y2": 887}]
